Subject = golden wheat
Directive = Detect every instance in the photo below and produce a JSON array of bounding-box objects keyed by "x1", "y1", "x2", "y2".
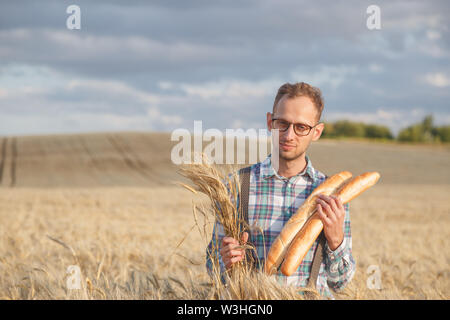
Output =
[{"x1": 0, "y1": 133, "x2": 448, "y2": 299}]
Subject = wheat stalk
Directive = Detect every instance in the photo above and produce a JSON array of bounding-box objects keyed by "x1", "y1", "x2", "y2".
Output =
[{"x1": 178, "y1": 153, "x2": 247, "y2": 240}]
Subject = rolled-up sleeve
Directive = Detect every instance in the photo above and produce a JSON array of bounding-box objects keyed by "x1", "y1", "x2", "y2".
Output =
[
  {"x1": 205, "y1": 220, "x2": 227, "y2": 282},
  {"x1": 323, "y1": 203, "x2": 356, "y2": 292}
]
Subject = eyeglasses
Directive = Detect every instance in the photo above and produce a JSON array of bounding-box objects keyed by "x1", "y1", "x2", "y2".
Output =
[{"x1": 271, "y1": 116, "x2": 320, "y2": 136}]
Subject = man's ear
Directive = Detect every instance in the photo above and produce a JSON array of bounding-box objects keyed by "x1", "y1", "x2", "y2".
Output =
[
  {"x1": 311, "y1": 122, "x2": 325, "y2": 141},
  {"x1": 266, "y1": 112, "x2": 273, "y2": 131}
]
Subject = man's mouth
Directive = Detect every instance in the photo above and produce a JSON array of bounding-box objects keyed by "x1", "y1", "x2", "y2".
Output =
[{"x1": 280, "y1": 142, "x2": 295, "y2": 151}]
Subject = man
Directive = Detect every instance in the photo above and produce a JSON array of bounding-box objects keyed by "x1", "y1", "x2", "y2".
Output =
[{"x1": 206, "y1": 82, "x2": 356, "y2": 299}]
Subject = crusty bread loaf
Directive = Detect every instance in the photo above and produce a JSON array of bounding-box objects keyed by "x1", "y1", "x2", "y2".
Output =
[
  {"x1": 280, "y1": 172, "x2": 380, "y2": 276},
  {"x1": 264, "y1": 171, "x2": 352, "y2": 275},
  {"x1": 335, "y1": 171, "x2": 381, "y2": 204}
]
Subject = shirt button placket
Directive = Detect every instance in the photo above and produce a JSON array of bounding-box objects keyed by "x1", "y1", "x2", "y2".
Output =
[{"x1": 287, "y1": 178, "x2": 294, "y2": 191}]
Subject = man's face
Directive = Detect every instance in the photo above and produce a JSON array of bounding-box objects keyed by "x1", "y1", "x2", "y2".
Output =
[{"x1": 266, "y1": 95, "x2": 324, "y2": 162}]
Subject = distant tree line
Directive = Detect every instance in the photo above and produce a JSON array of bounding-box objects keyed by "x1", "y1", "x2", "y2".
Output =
[{"x1": 321, "y1": 115, "x2": 450, "y2": 143}]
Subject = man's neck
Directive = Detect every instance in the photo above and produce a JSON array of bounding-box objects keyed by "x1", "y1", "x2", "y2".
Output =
[{"x1": 276, "y1": 154, "x2": 307, "y2": 179}]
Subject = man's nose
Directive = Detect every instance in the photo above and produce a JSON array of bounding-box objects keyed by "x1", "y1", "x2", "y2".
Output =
[{"x1": 283, "y1": 124, "x2": 296, "y2": 140}]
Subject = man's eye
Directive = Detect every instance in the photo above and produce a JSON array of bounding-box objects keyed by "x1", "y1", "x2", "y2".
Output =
[
  {"x1": 278, "y1": 120, "x2": 289, "y2": 127},
  {"x1": 296, "y1": 124, "x2": 308, "y2": 131}
]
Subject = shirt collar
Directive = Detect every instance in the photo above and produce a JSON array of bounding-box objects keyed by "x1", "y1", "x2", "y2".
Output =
[{"x1": 260, "y1": 154, "x2": 316, "y2": 181}]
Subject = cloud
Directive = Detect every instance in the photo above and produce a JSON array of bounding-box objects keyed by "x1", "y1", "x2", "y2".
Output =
[
  {"x1": 174, "y1": 79, "x2": 280, "y2": 100},
  {"x1": 147, "y1": 107, "x2": 182, "y2": 126},
  {"x1": 368, "y1": 63, "x2": 384, "y2": 74},
  {"x1": 427, "y1": 30, "x2": 442, "y2": 40},
  {"x1": 0, "y1": 1, "x2": 449, "y2": 136},
  {"x1": 290, "y1": 65, "x2": 358, "y2": 90},
  {"x1": 423, "y1": 73, "x2": 450, "y2": 87},
  {"x1": 0, "y1": 112, "x2": 156, "y2": 136},
  {"x1": 66, "y1": 79, "x2": 161, "y2": 105},
  {"x1": 0, "y1": 28, "x2": 230, "y2": 65}
]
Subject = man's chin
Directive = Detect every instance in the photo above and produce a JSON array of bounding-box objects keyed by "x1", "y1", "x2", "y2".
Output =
[{"x1": 278, "y1": 150, "x2": 303, "y2": 161}]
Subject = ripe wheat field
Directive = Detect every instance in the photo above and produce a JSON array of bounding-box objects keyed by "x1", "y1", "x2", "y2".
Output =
[{"x1": 0, "y1": 132, "x2": 449, "y2": 299}]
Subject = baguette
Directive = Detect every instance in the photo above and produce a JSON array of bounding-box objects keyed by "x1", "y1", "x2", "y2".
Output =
[
  {"x1": 280, "y1": 171, "x2": 381, "y2": 276},
  {"x1": 264, "y1": 171, "x2": 352, "y2": 275}
]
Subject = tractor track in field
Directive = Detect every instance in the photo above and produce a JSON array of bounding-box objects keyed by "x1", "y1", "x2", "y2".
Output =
[
  {"x1": 78, "y1": 135, "x2": 117, "y2": 185},
  {"x1": 79, "y1": 135, "x2": 102, "y2": 170},
  {"x1": 10, "y1": 137, "x2": 17, "y2": 187},
  {"x1": 0, "y1": 137, "x2": 6, "y2": 185},
  {"x1": 115, "y1": 134, "x2": 166, "y2": 185},
  {"x1": 107, "y1": 134, "x2": 155, "y2": 183}
]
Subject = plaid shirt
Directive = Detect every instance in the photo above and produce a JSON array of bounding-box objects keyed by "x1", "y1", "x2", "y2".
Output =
[{"x1": 206, "y1": 154, "x2": 356, "y2": 299}]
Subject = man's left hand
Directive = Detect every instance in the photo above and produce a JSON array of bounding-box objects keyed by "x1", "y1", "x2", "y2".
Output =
[{"x1": 316, "y1": 194, "x2": 345, "y2": 251}]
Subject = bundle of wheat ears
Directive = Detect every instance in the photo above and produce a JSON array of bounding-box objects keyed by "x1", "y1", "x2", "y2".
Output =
[{"x1": 177, "y1": 153, "x2": 318, "y2": 300}]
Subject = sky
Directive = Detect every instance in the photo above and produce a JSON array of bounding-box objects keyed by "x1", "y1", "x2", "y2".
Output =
[{"x1": 0, "y1": 0, "x2": 449, "y2": 136}]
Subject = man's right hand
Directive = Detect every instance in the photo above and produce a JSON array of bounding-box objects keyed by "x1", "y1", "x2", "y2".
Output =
[{"x1": 220, "y1": 232, "x2": 249, "y2": 270}]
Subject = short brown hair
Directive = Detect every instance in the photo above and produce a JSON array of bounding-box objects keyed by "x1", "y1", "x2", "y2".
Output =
[{"x1": 272, "y1": 82, "x2": 324, "y2": 121}]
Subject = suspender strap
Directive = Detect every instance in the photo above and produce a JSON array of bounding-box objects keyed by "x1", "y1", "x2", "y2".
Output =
[
  {"x1": 238, "y1": 166, "x2": 256, "y2": 268},
  {"x1": 308, "y1": 231, "x2": 325, "y2": 289},
  {"x1": 239, "y1": 166, "x2": 251, "y2": 228}
]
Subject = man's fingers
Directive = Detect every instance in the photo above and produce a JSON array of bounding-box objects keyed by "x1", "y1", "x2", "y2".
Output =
[
  {"x1": 316, "y1": 198, "x2": 334, "y2": 219},
  {"x1": 221, "y1": 244, "x2": 245, "y2": 257},
  {"x1": 221, "y1": 245, "x2": 237, "y2": 256},
  {"x1": 227, "y1": 249, "x2": 245, "y2": 258},
  {"x1": 222, "y1": 237, "x2": 239, "y2": 246},
  {"x1": 224, "y1": 253, "x2": 244, "y2": 269},
  {"x1": 226, "y1": 255, "x2": 244, "y2": 267},
  {"x1": 230, "y1": 256, "x2": 243, "y2": 264},
  {"x1": 221, "y1": 234, "x2": 248, "y2": 270},
  {"x1": 318, "y1": 194, "x2": 338, "y2": 214},
  {"x1": 332, "y1": 195, "x2": 344, "y2": 211},
  {"x1": 317, "y1": 203, "x2": 331, "y2": 225},
  {"x1": 241, "y1": 232, "x2": 249, "y2": 244},
  {"x1": 328, "y1": 196, "x2": 345, "y2": 220},
  {"x1": 329, "y1": 198, "x2": 339, "y2": 215},
  {"x1": 222, "y1": 233, "x2": 248, "y2": 253}
]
